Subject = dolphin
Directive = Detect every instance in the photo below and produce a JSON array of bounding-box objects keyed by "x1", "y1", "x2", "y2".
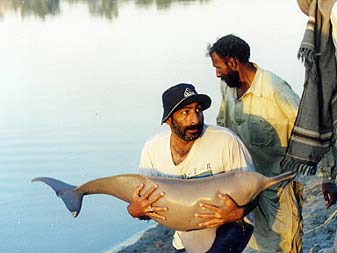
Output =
[{"x1": 32, "y1": 170, "x2": 295, "y2": 253}]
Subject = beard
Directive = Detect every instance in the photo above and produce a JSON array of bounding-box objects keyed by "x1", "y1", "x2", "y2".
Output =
[
  {"x1": 220, "y1": 70, "x2": 242, "y2": 88},
  {"x1": 171, "y1": 117, "x2": 204, "y2": 142}
]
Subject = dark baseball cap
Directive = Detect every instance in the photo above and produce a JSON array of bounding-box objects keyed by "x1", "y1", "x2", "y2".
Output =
[{"x1": 161, "y1": 83, "x2": 211, "y2": 124}]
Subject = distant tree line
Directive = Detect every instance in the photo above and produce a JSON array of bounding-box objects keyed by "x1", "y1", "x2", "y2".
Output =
[{"x1": 0, "y1": 0, "x2": 210, "y2": 20}]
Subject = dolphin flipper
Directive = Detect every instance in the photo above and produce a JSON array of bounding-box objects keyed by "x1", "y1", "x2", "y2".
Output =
[{"x1": 32, "y1": 177, "x2": 83, "y2": 218}]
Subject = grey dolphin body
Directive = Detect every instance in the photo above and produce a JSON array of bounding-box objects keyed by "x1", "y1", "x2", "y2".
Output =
[{"x1": 33, "y1": 171, "x2": 295, "y2": 252}]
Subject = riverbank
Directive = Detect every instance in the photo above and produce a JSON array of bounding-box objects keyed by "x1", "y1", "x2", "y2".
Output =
[{"x1": 114, "y1": 175, "x2": 337, "y2": 253}]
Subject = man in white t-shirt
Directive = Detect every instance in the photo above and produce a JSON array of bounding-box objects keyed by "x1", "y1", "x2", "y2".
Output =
[{"x1": 127, "y1": 83, "x2": 257, "y2": 252}]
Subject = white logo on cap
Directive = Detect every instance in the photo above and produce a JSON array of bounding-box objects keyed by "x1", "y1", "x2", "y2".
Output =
[{"x1": 184, "y1": 88, "x2": 196, "y2": 97}]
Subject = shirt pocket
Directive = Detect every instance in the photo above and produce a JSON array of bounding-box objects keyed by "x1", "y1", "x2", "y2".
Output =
[{"x1": 247, "y1": 116, "x2": 274, "y2": 147}]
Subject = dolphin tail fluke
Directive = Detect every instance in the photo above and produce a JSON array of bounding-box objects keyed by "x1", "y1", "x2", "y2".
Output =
[
  {"x1": 32, "y1": 177, "x2": 83, "y2": 218},
  {"x1": 264, "y1": 171, "x2": 297, "y2": 190}
]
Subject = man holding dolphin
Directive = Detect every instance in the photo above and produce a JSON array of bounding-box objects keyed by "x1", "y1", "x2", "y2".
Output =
[{"x1": 127, "y1": 83, "x2": 257, "y2": 253}]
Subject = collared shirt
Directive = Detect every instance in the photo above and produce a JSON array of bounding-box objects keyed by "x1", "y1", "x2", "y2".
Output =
[
  {"x1": 217, "y1": 65, "x2": 300, "y2": 177},
  {"x1": 216, "y1": 65, "x2": 304, "y2": 252}
]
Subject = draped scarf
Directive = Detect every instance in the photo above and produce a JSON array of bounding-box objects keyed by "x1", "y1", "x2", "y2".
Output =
[{"x1": 281, "y1": 0, "x2": 337, "y2": 175}]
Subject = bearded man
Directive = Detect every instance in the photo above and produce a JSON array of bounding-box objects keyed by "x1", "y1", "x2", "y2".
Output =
[
  {"x1": 208, "y1": 34, "x2": 303, "y2": 252},
  {"x1": 127, "y1": 83, "x2": 256, "y2": 253}
]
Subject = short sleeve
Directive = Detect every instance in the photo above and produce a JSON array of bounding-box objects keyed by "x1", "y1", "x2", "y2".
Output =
[{"x1": 224, "y1": 132, "x2": 255, "y2": 173}]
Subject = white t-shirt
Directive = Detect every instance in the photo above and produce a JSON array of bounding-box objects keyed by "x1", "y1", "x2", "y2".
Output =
[
  {"x1": 139, "y1": 124, "x2": 255, "y2": 250},
  {"x1": 140, "y1": 125, "x2": 254, "y2": 178}
]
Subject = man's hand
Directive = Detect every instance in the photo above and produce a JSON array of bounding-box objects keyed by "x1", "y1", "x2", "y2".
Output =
[
  {"x1": 321, "y1": 182, "x2": 337, "y2": 208},
  {"x1": 194, "y1": 194, "x2": 245, "y2": 228},
  {"x1": 127, "y1": 183, "x2": 168, "y2": 220}
]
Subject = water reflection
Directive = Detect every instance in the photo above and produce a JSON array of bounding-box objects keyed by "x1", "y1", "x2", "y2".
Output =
[{"x1": 0, "y1": 0, "x2": 210, "y2": 20}]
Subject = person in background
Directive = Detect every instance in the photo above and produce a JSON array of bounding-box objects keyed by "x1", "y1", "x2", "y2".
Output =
[
  {"x1": 296, "y1": 0, "x2": 337, "y2": 251},
  {"x1": 127, "y1": 83, "x2": 256, "y2": 253},
  {"x1": 296, "y1": 0, "x2": 337, "y2": 208},
  {"x1": 208, "y1": 34, "x2": 303, "y2": 252},
  {"x1": 330, "y1": 2, "x2": 337, "y2": 252}
]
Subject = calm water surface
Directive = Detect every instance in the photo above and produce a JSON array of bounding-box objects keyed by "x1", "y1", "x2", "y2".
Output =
[{"x1": 0, "y1": 0, "x2": 306, "y2": 252}]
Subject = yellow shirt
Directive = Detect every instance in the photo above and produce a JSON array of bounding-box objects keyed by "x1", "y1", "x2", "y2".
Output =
[
  {"x1": 217, "y1": 65, "x2": 300, "y2": 177},
  {"x1": 217, "y1": 65, "x2": 303, "y2": 252}
]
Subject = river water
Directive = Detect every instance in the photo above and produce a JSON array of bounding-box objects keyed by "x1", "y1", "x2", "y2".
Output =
[{"x1": 0, "y1": 0, "x2": 306, "y2": 252}]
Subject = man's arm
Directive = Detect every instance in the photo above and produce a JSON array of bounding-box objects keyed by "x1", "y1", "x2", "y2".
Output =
[
  {"x1": 195, "y1": 129, "x2": 257, "y2": 228},
  {"x1": 319, "y1": 147, "x2": 337, "y2": 208},
  {"x1": 322, "y1": 181, "x2": 337, "y2": 208},
  {"x1": 194, "y1": 194, "x2": 257, "y2": 228},
  {"x1": 130, "y1": 140, "x2": 168, "y2": 219},
  {"x1": 127, "y1": 183, "x2": 168, "y2": 220},
  {"x1": 320, "y1": 146, "x2": 337, "y2": 208}
]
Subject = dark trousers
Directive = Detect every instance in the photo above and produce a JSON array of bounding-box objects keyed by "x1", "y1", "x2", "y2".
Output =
[
  {"x1": 175, "y1": 221, "x2": 254, "y2": 253},
  {"x1": 207, "y1": 221, "x2": 254, "y2": 253}
]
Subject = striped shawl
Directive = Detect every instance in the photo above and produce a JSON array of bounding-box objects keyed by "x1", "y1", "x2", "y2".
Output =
[{"x1": 281, "y1": 0, "x2": 337, "y2": 175}]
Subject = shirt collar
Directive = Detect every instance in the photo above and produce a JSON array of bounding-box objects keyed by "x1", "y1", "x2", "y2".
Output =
[{"x1": 242, "y1": 63, "x2": 263, "y2": 98}]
